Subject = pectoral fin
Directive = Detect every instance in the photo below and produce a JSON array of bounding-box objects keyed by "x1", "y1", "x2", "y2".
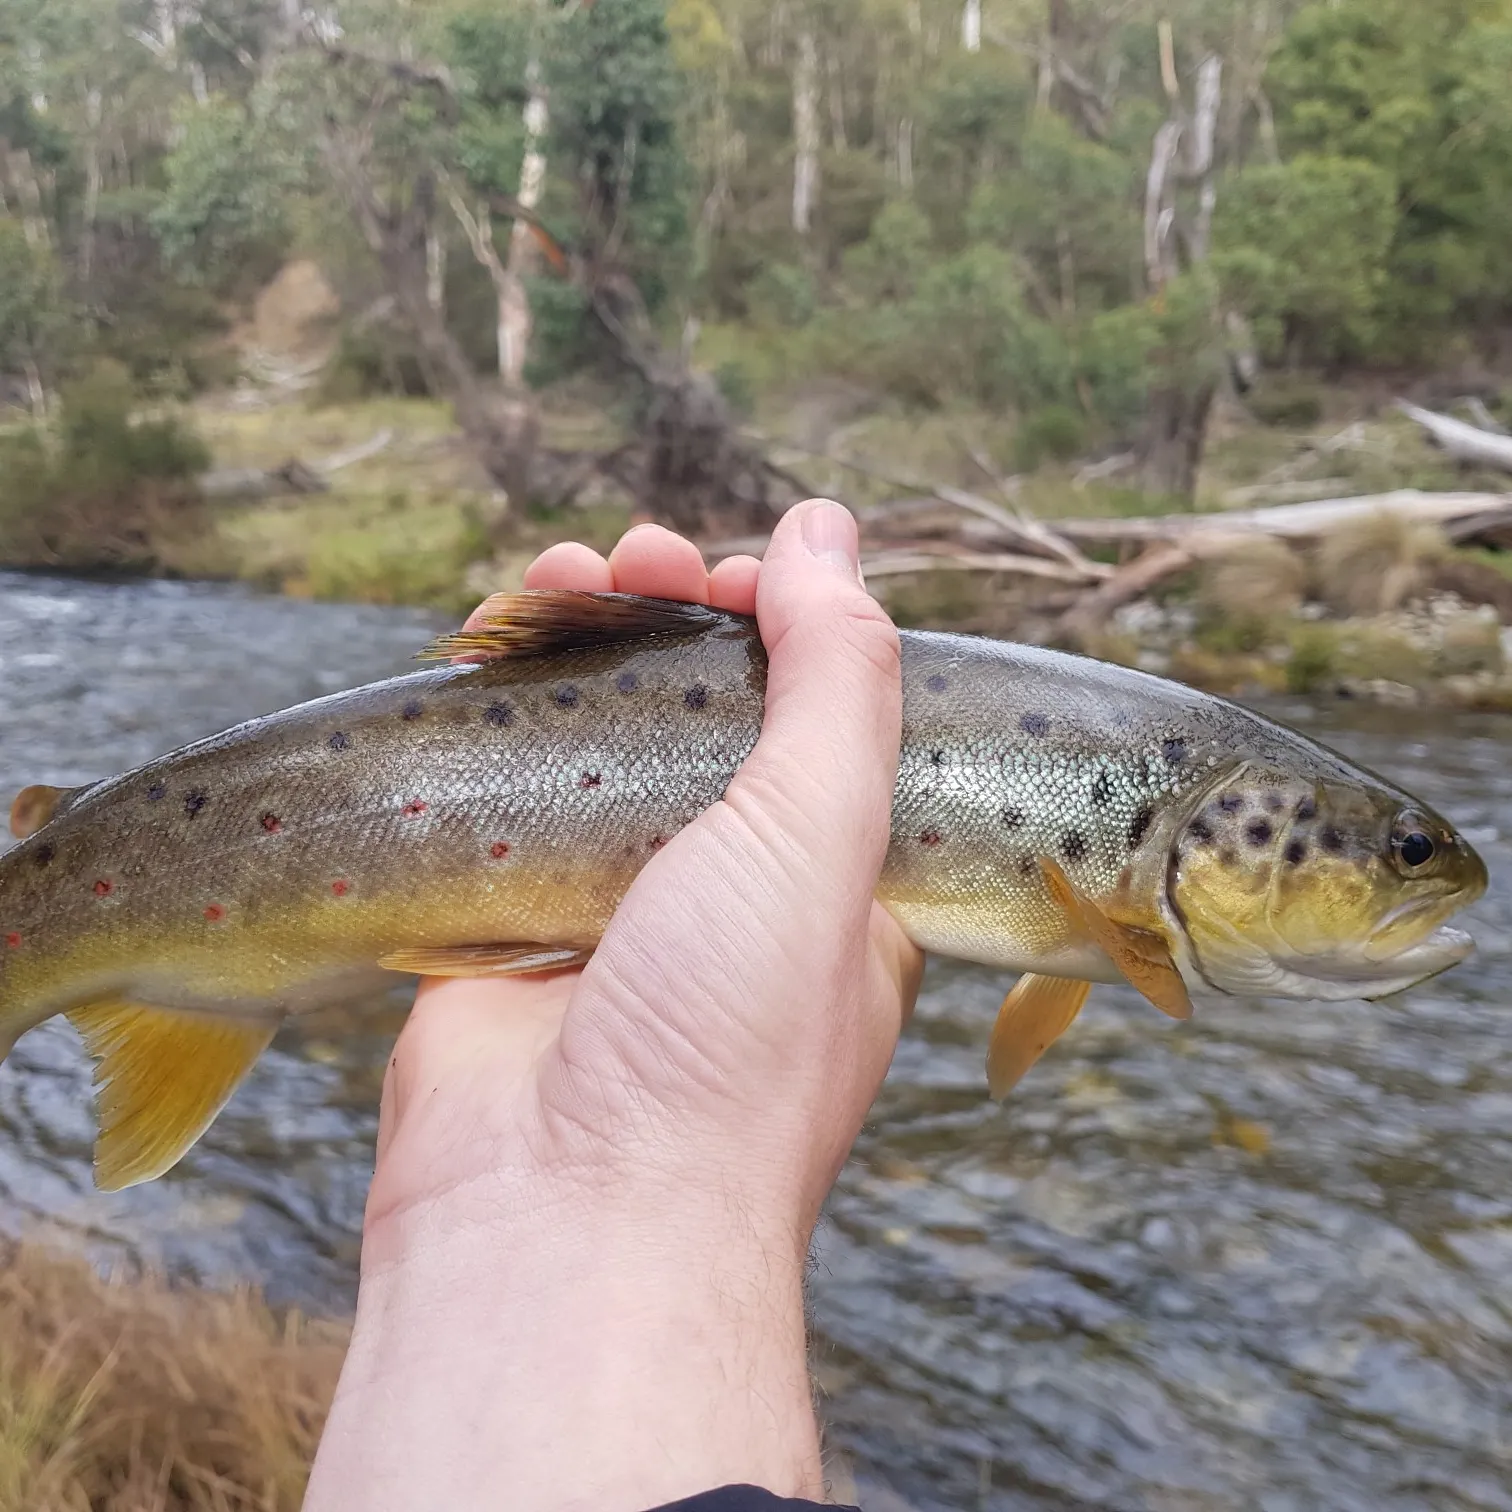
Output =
[
  {"x1": 377, "y1": 943, "x2": 593, "y2": 978},
  {"x1": 1040, "y1": 857, "x2": 1193, "y2": 1021},
  {"x1": 10, "y1": 784, "x2": 75, "y2": 838},
  {"x1": 987, "y1": 973, "x2": 1092, "y2": 1097},
  {"x1": 66, "y1": 1002, "x2": 276, "y2": 1191}
]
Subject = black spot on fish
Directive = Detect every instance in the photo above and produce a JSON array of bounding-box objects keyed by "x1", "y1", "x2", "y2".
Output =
[
  {"x1": 146, "y1": 782, "x2": 166, "y2": 802},
  {"x1": 617, "y1": 671, "x2": 639, "y2": 694},
  {"x1": 1285, "y1": 839, "x2": 1307, "y2": 865},
  {"x1": 483, "y1": 701, "x2": 513, "y2": 728},
  {"x1": 1219, "y1": 847, "x2": 1238, "y2": 868},
  {"x1": 1090, "y1": 771, "x2": 1112, "y2": 806},
  {"x1": 926, "y1": 674, "x2": 948, "y2": 693},
  {"x1": 1188, "y1": 817, "x2": 1214, "y2": 844},
  {"x1": 1163, "y1": 738, "x2": 1188, "y2": 766},
  {"x1": 1218, "y1": 794, "x2": 1245, "y2": 814},
  {"x1": 32, "y1": 843, "x2": 54, "y2": 868},
  {"x1": 1062, "y1": 830, "x2": 1087, "y2": 862},
  {"x1": 684, "y1": 684, "x2": 708, "y2": 711},
  {"x1": 1246, "y1": 819, "x2": 1273, "y2": 847},
  {"x1": 1263, "y1": 792, "x2": 1285, "y2": 814},
  {"x1": 401, "y1": 700, "x2": 423, "y2": 721},
  {"x1": 1321, "y1": 826, "x2": 1345, "y2": 854},
  {"x1": 1296, "y1": 797, "x2": 1317, "y2": 822},
  {"x1": 1128, "y1": 806, "x2": 1154, "y2": 849},
  {"x1": 1018, "y1": 855, "x2": 1037, "y2": 877},
  {"x1": 1020, "y1": 712, "x2": 1050, "y2": 738},
  {"x1": 328, "y1": 732, "x2": 350, "y2": 752},
  {"x1": 1001, "y1": 806, "x2": 1024, "y2": 830},
  {"x1": 555, "y1": 685, "x2": 579, "y2": 709},
  {"x1": 929, "y1": 749, "x2": 945, "y2": 768},
  {"x1": 184, "y1": 790, "x2": 207, "y2": 819}
]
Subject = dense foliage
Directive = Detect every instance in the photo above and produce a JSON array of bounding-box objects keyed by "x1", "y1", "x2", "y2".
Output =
[{"x1": 0, "y1": 0, "x2": 1509, "y2": 494}]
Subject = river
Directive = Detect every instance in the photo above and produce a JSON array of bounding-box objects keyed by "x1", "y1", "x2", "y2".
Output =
[{"x1": 0, "y1": 572, "x2": 1508, "y2": 1511}]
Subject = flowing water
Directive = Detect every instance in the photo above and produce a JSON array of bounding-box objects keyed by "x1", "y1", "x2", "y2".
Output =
[{"x1": 0, "y1": 572, "x2": 1509, "y2": 1511}]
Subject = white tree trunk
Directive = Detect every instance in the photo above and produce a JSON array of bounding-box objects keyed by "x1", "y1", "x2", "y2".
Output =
[
  {"x1": 81, "y1": 87, "x2": 102, "y2": 288},
  {"x1": 500, "y1": 61, "x2": 548, "y2": 388},
  {"x1": 961, "y1": 0, "x2": 981, "y2": 52},
  {"x1": 896, "y1": 115, "x2": 914, "y2": 191},
  {"x1": 792, "y1": 29, "x2": 819, "y2": 235},
  {"x1": 22, "y1": 357, "x2": 45, "y2": 419},
  {"x1": 1187, "y1": 55, "x2": 1223, "y2": 262},
  {"x1": 425, "y1": 222, "x2": 445, "y2": 316}
]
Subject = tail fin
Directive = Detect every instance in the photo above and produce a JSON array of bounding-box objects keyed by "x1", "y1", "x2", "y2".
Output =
[{"x1": 67, "y1": 1001, "x2": 275, "y2": 1190}]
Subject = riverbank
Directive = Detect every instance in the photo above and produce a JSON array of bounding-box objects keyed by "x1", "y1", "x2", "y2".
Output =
[
  {"x1": 189, "y1": 380, "x2": 1512, "y2": 710},
  {"x1": 0, "y1": 1241, "x2": 344, "y2": 1512},
  {"x1": 6, "y1": 375, "x2": 1512, "y2": 708}
]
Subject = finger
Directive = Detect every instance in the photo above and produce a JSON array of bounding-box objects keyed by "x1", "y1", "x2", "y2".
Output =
[
  {"x1": 521, "y1": 543, "x2": 614, "y2": 595},
  {"x1": 708, "y1": 555, "x2": 761, "y2": 615},
  {"x1": 729, "y1": 499, "x2": 900, "y2": 878},
  {"x1": 608, "y1": 524, "x2": 710, "y2": 603}
]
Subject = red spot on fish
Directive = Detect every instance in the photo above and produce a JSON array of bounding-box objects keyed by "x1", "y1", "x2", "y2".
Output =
[
  {"x1": 402, "y1": 799, "x2": 428, "y2": 817},
  {"x1": 490, "y1": 841, "x2": 510, "y2": 859},
  {"x1": 331, "y1": 879, "x2": 350, "y2": 897},
  {"x1": 919, "y1": 829, "x2": 943, "y2": 847},
  {"x1": 203, "y1": 903, "x2": 226, "y2": 923},
  {"x1": 649, "y1": 835, "x2": 667, "y2": 852},
  {"x1": 260, "y1": 812, "x2": 282, "y2": 833},
  {"x1": 93, "y1": 879, "x2": 113, "y2": 897},
  {"x1": 580, "y1": 773, "x2": 601, "y2": 790},
  {"x1": 5, "y1": 933, "x2": 20, "y2": 950}
]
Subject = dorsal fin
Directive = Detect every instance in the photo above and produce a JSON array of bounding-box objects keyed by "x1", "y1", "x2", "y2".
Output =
[{"x1": 417, "y1": 591, "x2": 742, "y2": 662}]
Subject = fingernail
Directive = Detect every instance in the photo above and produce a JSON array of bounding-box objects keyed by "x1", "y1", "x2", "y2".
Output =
[{"x1": 801, "y1": 500, "x2": 861, "y2": 580}]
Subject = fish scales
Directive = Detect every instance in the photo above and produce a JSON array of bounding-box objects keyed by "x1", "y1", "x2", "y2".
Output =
[{"x1": 0, "y1": 593, "x2": 1485, "y2": 1188}]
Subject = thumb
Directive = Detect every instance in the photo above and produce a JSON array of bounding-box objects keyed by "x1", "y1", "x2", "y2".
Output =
[{"x1": 727, "y1": 499, "x2": 902, "y2": 886}]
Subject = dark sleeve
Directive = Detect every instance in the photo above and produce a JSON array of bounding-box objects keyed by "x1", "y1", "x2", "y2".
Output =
[{"x1": 650, "y1": 1488, "x2": 858, "y2": 1512}]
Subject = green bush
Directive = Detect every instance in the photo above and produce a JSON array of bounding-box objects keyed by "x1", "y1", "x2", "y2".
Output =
[
  {"x1": 1248, "y1": 377, "x2": 1325, "y2": 428},
  {"x1": 825, "y1": 239, "x2": 1072, "y2": 412},
  {"x1": 1014, "y1": 405, "x2": 1087, "y2": 470},
  {"x1": 0, "y1": 363, "x2": 209, "y2": 570}
]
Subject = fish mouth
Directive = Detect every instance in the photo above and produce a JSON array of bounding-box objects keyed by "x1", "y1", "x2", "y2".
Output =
[{"x1": 1289, "y1": 922, "x2": 1476, "y2": 1000}]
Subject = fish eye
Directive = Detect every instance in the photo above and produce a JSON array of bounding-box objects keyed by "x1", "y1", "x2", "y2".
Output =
[{"x1": 1391, "y1": 817, "x2": 1438, "y2": 874}]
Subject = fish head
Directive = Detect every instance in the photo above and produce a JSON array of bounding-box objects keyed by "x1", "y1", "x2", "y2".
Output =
[{"x1": 1166, "y1": 765, "x2": 1487, "y2": 1002}]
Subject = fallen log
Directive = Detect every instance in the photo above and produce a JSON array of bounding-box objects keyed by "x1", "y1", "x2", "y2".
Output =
[
  {"x1": 860, "y1": 547, "x2": 1106, "y2": 584},
  {"x1": 1397, "y1": 401, "x2": 1512, "y2": 475},
  {"x1": 197, "y1": 459, "x2": 329, "y2": 501},
  {"x1": 1053, "y1": 490, "x2": 1512, "y2": 546},
  {"x1": 197, "y1": 430, "x2": 398, "y2": 501},
  {"x1": 1059, "y1": 543, "x2": 1196, "y2": 644}
]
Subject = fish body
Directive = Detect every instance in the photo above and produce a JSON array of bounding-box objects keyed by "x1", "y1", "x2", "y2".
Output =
[{"x1": 0, "y1": 593, "x2": 1486, "y2": 1187}]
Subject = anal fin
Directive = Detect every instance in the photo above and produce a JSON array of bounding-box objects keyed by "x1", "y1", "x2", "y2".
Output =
[
  {"x1": 377, "y1": 943, "x2": 593, "y2": 978},
  {"x1": 1040, "y1": 857, "x2": 1193, "y2": 1021},
  {"x1": 66, "y1": 1001, "x2": 276, "y2": 1191},
  {"x1": 988, "y1": 973, "x2": 1092, "y2": 1097}
]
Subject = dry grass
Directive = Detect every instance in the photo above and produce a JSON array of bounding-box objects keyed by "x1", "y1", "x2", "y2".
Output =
[
  {"x1": 0, "y1": 1242, "x2": 346, "y2": 1512},
  {"x1": 1198, "y1": 537, "x2": 1307, "y2": 622},
  {"x1": 1314, "y1": 512, "x2": 1451, "y2": 617}
]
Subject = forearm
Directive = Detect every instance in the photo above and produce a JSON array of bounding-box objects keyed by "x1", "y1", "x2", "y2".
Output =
[{"x1": 305, "y1": 1184, "x2": 824, "y2": 1512}]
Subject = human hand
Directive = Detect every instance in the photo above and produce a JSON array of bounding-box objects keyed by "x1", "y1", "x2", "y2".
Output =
[{"x1": 305, "y1": 501, "x2": 922, "y2": 1512}]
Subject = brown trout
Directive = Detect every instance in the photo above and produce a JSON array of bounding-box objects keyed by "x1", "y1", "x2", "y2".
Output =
[{"x1": 0, "y1": 592, "x2": 1487, "y2": 1189}]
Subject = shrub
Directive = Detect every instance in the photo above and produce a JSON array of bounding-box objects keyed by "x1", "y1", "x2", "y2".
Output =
[
  {"x1": 0, "y1": 363, "x2": 209, "y2": 571},
  {"x1": 1014, "y1": 405, "x2": 1087, "y2": 470}
]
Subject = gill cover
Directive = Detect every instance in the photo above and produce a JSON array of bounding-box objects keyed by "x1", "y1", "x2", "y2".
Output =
[{"x1": 1168, "y1": 769, "x2": 1485, "y2": 1001}]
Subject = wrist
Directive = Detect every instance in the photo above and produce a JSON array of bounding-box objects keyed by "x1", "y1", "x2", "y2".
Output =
[{"x1": 309, "y1": 1167, "x2": 824, "y2": 1512}]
